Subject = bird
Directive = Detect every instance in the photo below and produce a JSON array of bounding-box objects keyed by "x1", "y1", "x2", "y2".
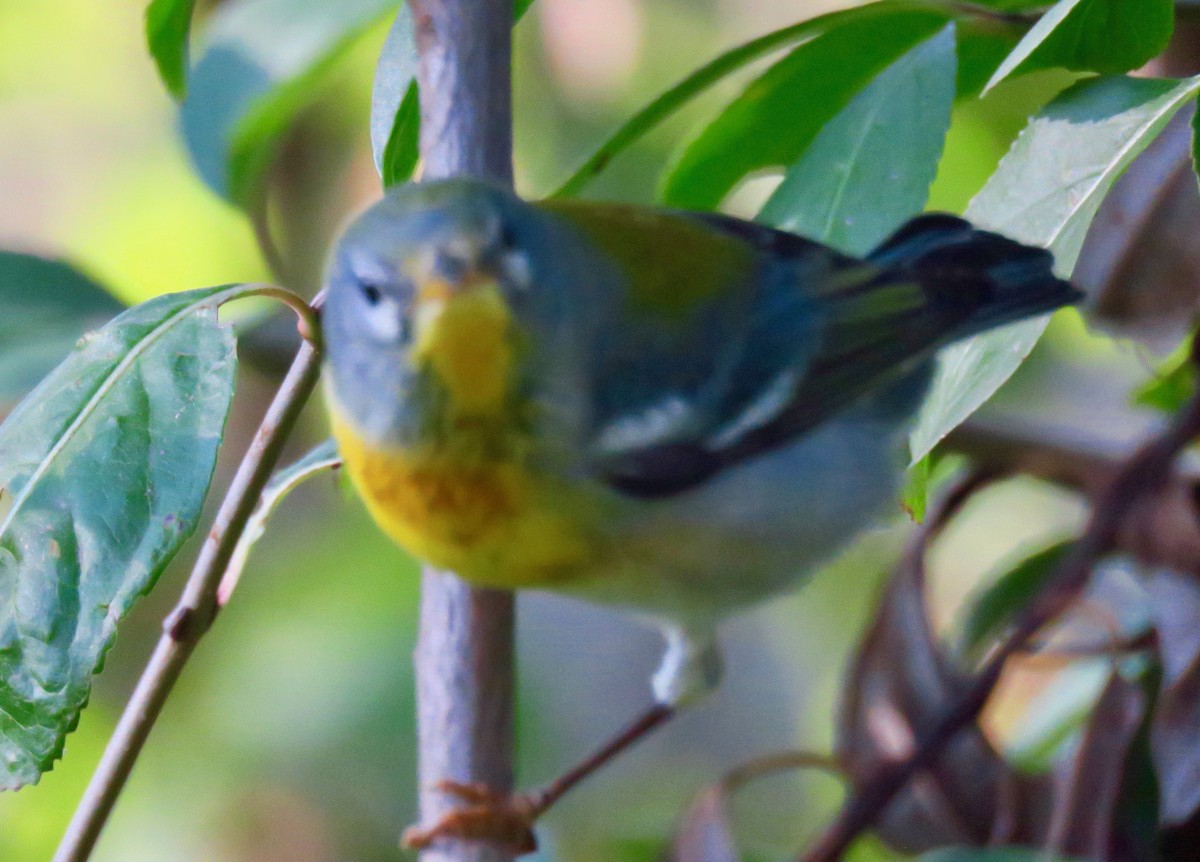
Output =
[{"x1": 320, "y1": 177, "x2": 1079, "y2": 852}]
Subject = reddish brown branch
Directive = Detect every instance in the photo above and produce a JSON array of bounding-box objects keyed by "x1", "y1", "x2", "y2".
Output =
[{"x1": 947, "y1": 420, "x2": 1200, "y2": 575}]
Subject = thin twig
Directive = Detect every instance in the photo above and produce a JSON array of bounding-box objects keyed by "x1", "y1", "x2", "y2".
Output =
[
  {"x1": 52, "y1": 319, "x2": 322, "y2": 862},
  {"x1": 947, "y1": 419, "x2": 1200, "y2": 575},
  {"x1": 1013, "y1": 630, "x2": 1157, "y2": 664},
  {"x1": 802, "y1": 354, "x2": 1200, "y2": 862},
  {"x1": 722, "y1": 751, "x2": 844, "y2": 792}
]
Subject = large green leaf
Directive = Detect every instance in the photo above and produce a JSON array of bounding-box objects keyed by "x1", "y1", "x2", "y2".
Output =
[
  {"x1": 0, "y1": 286, "x2": 247, "y2": 788},
  {"x1": 0, "y1": 253, "x2": 124, "y2": 404},
  {"x1": 144, "y1": 0, "x2": 198, "y2": 99},
  {"x1": 659, "y1": 4, "x2": 953, "y2": 209},
  {"x1": 986, "y1": 0, "x2": 1174, "y2": 93},
  {"x1": 758, "y1": 24, "x2": 957, "y2": 256},
  {"x1": 180, "y1": 0, "x2": 395, "y2": 207},
  {"x1": 910, "y1": 74, "x2": 1200, "y2": 461},
  {"x1": 551, "y1": 2, "x2": 1025, "y2": 200},
  {"x1": 954, "y1": 14, "x2": 1026, "y2": 97},
  {"x1": 550, "y1": 4, "x2": 879, "y2": 199}
]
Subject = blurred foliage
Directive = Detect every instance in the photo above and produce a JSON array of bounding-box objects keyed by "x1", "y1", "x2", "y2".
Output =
[
  {"x1": 0, "y1": 252, "x2": 123, "y2": 404},
  {"x1": 6, "y1": 0, "x2": 1200, "y2": 860}
]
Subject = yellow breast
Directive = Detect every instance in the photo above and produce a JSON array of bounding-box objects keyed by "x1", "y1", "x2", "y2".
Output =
[{"x1": 331, "y1": 412, "x2": 596, "y2": 589}]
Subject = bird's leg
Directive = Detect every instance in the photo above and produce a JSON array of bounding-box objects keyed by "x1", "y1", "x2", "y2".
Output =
[
  {"x1": 402, "y1": 628, "x2": 722, "y2": 855},
  {"x1": 402, "y1": 703, "x2": 677, "y2": 853}
]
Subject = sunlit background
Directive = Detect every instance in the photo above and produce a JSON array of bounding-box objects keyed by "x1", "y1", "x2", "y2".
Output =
[{"x1": 0, "y1": 0, "x2": 1171, "y2": 860}]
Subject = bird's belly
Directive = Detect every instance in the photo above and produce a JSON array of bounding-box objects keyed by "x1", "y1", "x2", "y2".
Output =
[
  {"x1": 332, "y1": 419, "x2": 597, "y2": 588},
  {"x1": 564, "y1": 412, "x2": 907, "y2": 626}
]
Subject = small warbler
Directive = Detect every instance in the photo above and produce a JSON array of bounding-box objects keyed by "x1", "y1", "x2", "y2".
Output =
[{"x1": 321, "y1": 178, "x2": 1078, "y2": 850}]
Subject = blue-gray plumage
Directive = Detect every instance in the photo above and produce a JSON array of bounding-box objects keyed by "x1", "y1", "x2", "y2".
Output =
[
  {"x1": 323, "y1": 178, "x2": 1078, "y2": 703},
  {"x1": 322, "y1": 179, "x2": 1079, "y2": 848}
]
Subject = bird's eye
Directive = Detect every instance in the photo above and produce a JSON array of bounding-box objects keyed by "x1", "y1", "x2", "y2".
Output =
[
  {"x1": 352, "y1": 278, "x2": 410, "y2": 343},
  {"x1": 360, "y1": 282, "x2": 383, "y2": 306},
  {"x1": 497, "y1": 222, "x2": 518, "y2": 251}
]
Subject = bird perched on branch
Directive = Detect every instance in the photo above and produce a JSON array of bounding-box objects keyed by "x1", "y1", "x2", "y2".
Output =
[{"x1": 321, "y1": 178, "x2": 1078, "y2": 852}]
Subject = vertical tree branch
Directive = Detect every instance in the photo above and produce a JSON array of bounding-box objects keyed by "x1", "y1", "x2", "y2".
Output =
[{"x1": 407, "y1": 2, "x2": 516, "y2": 861}]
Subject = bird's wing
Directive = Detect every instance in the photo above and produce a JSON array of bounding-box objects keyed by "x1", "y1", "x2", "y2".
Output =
[
  {"x1": 536, "y1": 201, "x2": 837, "y2": 481},
  {"x1": 535, "y1": 201, "x2": 1070, "y2": 499},
  {"x1": 573, "y1": 212, "x2": 1053, "y2": 499}
]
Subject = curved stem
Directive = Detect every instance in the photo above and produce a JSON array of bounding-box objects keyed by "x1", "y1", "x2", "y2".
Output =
[
  {"x1": 722, "y1": 750, "x2": 844, "y2": 793},
  {"x1": 233, "y1": 283, "x2": 322, "y2": 348},
  {"x1": 52, "y1": 333, "x2": 323, "y2": 862}
]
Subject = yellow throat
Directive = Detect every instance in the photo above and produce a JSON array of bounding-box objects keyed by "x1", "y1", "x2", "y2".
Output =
[
  {"x1": 412, "y1": 280, "x2": 514, "y2": 414},
  {"x1": 330, "y1": 282, "x2": 594, "y2": 587}
]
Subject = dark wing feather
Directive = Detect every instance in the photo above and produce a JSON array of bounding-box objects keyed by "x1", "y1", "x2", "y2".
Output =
[{"x1": 597, "y1": 214, "x2": 1078, "y2": 499}]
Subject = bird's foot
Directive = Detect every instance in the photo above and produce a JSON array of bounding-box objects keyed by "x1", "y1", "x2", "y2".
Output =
[{"x1": 401, "y1": 781, "x2": 543, "y2": 855}]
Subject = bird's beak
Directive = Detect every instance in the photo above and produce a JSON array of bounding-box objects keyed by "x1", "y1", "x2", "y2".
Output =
[
  {"x1": 413, "y1": 271, "x2": 504, "y2": 338},
  {"x1": 410, "y1": 275, "x2": 514, "y2": 412}
]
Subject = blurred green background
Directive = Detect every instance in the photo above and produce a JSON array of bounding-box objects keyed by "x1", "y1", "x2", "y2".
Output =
[{"x1": 0, "y1": 0, "x2": 1162, "y2": 859}]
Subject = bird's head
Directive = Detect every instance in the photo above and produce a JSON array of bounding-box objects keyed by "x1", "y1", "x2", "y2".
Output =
[{"x1": 323, "y1": 179, "x2": 535, "y2": 445}]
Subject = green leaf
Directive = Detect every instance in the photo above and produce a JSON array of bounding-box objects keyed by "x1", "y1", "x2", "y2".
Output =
[
  {"x1": 0, "y1": 253, "x2": 124, "y2": 404},
  {"x1": 371, "y1": 4, "x2": 419, "y2": 187},
  {"x1": 1194, "y1": 92, "x2": 1200, "y2": 185},
  {"x1": 1134, "y1": 335, "x2": 1196, "y2": 413},
  {"x1": 910, "y1": 74, "x2": 1200, "y2": 461},
  {"x1": 370, "y1": 0, "x2": 537, "y2": 188},
  {"x1": 659, "y1": 5, "x2": 953, "y2": 209},
  {"x1": 144, "y1": 0, "x2": 198, "y2": 99},
  {"x1": 954, "y1": 14, "x2": 1026, "y2": 97},
  {"x1": 758, "y1": 23, "x2": 957, "y2": 256},
  {"x1": 180, "y1": 0, "x2": 395, "y2": 207},
  {"x1": 551, "y1": 2, "x2": 1021, "y2": 200},
  {"x1": 218, "y1": 438, "x2": 341, "y2": 603},
  {"x1": 959, "y1": 540, "x2": 1071, "y2": 654},
  {"x1": 380, "y1": 85, "x2": 421, "y2": 187},
  {"x1": 0, "y1": 285, "x2": 251, "y2": 788},
  {"x1": 550, "y1": 4, "x2": 882, "y2": 199},
  {"x1": 985, "y1": 0, "x2": 1174, "y2": 93},
  {"x1": 902, "y1": 454, "x2": 932, "y2": 523}
]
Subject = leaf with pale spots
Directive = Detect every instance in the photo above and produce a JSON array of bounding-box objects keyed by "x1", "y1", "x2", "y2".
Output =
[{"x1": 0, "y1": 286, "x2": 246, "y2": 788}]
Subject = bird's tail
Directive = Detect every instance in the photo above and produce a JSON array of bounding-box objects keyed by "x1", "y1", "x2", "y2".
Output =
[{"x1": 867, "y1": 213, "x2": 1082, "y2": 341}]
